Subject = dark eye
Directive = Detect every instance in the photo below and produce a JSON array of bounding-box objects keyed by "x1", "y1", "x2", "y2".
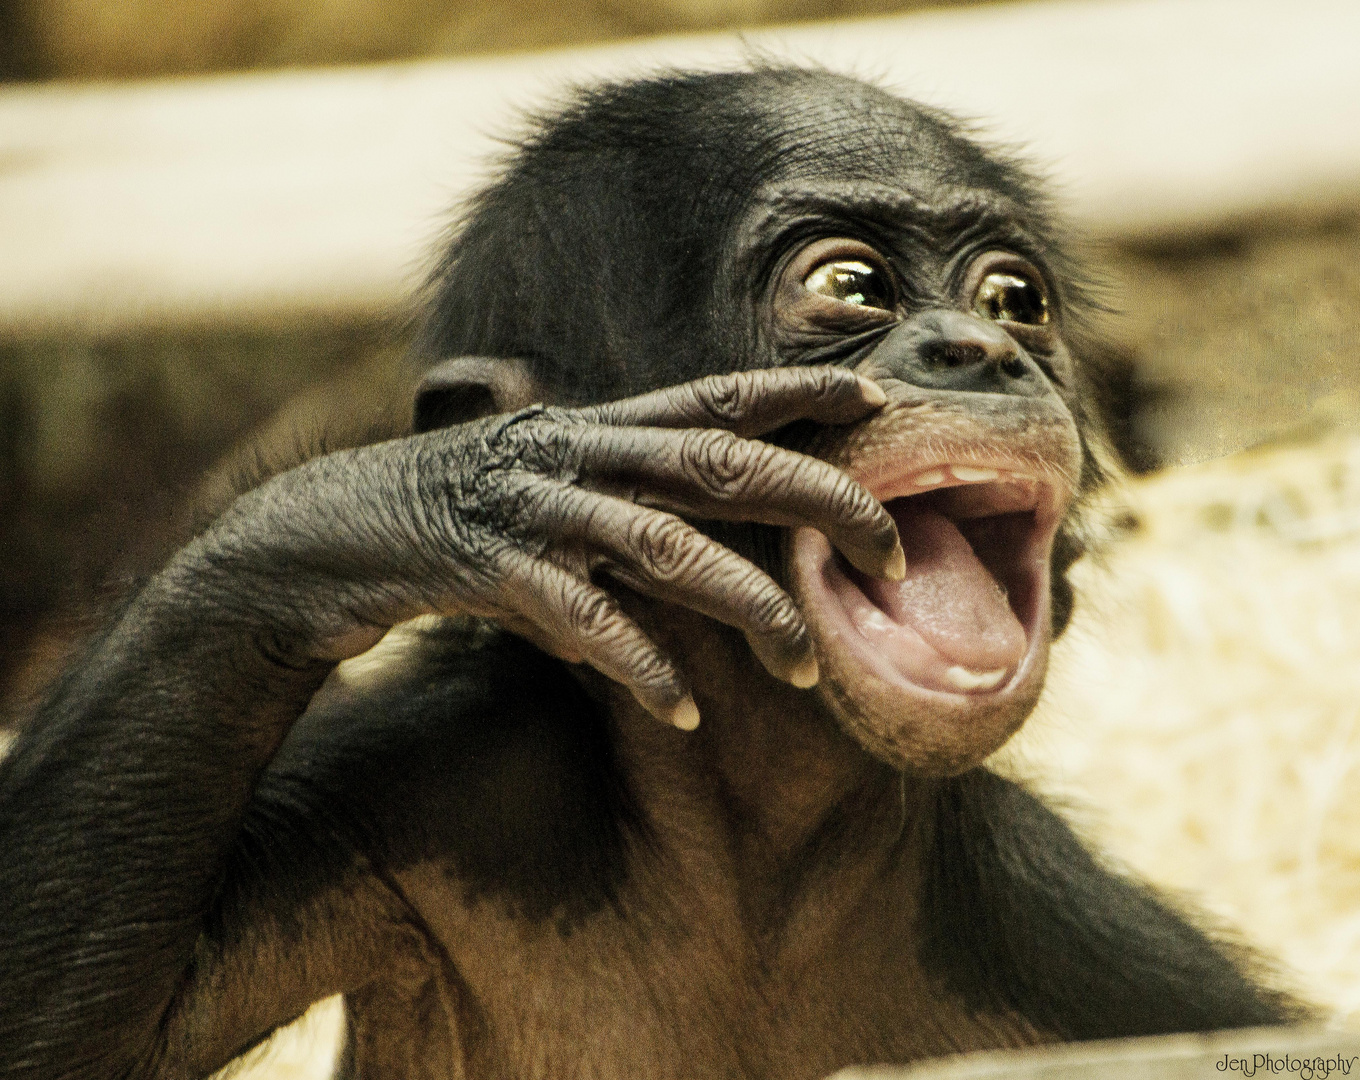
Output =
[
  {"x1": 972, "y1": 271, "x2": 1049, "y2": 325},
  {"x1": 802, "y1": 260, "x2": 894, "y2": 310}
]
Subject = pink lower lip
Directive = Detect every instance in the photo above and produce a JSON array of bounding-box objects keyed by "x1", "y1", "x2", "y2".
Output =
[
  {"x1": 795, "y1": 524, "x2": 1052, "y2": 699},
  {"x1": 792, "y1": 470, "x2": 1059, "y2": 698}
]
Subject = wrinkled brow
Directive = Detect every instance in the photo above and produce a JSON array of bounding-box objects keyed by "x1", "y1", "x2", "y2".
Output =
[
  {"x1": 749, "y1": 181, "x2": 1029, "y2": 236},
  {"x1": 736, "y1": 182, "x2": 1047, "y2": 277}
]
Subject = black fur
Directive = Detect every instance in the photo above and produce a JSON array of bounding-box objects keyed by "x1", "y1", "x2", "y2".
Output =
[
  {"x1": 920, "y1": 769, "x2": 1304, "y2": 1038},
  {"x1": 234, "y1": 623, "x2": 637, "y2": 927}
]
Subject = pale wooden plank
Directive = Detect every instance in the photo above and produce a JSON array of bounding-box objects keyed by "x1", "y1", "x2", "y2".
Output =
[
  {"x1": 1, "y1": 0, "x2": 1357, "y2": 335},
  {"x1": 834, "y1": 1026, "x2": 1360, "y2": 1079}
]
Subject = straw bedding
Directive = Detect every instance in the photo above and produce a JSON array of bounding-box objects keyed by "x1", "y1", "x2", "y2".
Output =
[{"x1": 998, "y1": 429, "x2": 1360, "y2": 1024}]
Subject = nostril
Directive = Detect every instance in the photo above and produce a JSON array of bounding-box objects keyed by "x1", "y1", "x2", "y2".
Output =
[
  {"x1": 920, "y1": 341, "x2": 989, "y2": 369},
  {"x1": 919, "y1": 339, "x2": 1025, "y2": 376}
]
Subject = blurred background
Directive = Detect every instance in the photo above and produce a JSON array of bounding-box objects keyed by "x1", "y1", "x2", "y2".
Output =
[
  {"x1": 0, "y1": 0, "x2": 980, "y2": 78},
  {"x1": 2, "y1": 0, "x2": 1359, "y2": 1070}
]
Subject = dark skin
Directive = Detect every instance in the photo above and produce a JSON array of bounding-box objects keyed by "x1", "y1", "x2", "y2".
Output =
[{"x1": 0, "y1": 69, "x2": 1304, "y2": 1080}]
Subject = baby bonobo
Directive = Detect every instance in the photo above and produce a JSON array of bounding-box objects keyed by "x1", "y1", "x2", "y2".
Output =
[{"x1": 0, "y1": 68, "x2": 1305, "y2": 1080}]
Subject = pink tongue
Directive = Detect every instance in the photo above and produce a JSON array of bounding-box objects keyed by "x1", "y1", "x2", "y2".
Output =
[{"x1": 857, "y1": 507, "x2": 1025, "y2": 672}]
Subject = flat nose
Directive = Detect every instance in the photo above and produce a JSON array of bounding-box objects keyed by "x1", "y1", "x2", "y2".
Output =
[
  {"x1": 918, "y1": 310, "x2": 1023, "y2": 374},
  {"x1": 862, "y1": 310, "x2": 1050, "y2": 397}
]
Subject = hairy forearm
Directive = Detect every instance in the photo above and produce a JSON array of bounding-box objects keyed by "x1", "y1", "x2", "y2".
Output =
[
  {"x1": 0, "y1": 439, "x2": 498, "y2": 1075},
  {"x1": 0, "y1": 552, "x2": 338, "y2": 1078}
]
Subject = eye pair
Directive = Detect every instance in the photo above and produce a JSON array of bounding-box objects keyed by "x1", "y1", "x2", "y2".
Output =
[{"x1": 798, "y1": 244, "x2": 1051, "y2": 326}]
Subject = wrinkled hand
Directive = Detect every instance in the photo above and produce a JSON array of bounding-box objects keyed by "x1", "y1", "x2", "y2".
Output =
[{"x1": 207, "y1": 366, "x2": 903, "y2": 728}]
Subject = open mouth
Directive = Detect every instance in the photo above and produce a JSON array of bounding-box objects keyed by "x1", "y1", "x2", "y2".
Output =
[{"x1": 795, "y1": 460, "x2": 1066, "y2": 698}]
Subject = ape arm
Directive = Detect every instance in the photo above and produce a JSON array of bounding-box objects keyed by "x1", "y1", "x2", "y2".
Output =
[
  {"x1": 0, "y1": 365, "x2": 899, "y2": 1080},
  {"x1": 920, "y1": 769, "x2": 1309, "y2": 1038}
]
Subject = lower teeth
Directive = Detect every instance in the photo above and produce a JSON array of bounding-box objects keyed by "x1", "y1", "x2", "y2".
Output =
[{"x1": 945, "y1": 666, "x2": 1007, "y2": 692}]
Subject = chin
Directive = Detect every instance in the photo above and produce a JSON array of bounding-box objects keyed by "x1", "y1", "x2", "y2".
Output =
[{"x1": 787, "y1": 394, "x2": 1083, "y2": 776}]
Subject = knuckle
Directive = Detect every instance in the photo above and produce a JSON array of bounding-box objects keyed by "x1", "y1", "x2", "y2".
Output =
[
  {"x1": 808, "y1": 364, "x2": 850, "y2": 401},
  {"x1": 738, "y1": 572, "x2": 801, "y2": 633},
  {"x1": 755, "y1": 588, "x2": 803, "y2": 637},
  {"x1": 829, "y1": 472, "x2": 878, "y2": 520},
  {"x1": 451, "y1": 470, "x2": 534, "y2": 534},
  {"x1": 554, "y1": 582, "x2": 680, "y2": 692},
  {"x1": 629, "y1": 514, "x2": 697, "y2": 579},
  {"x1": 488, "y1": 406, "x2": 580, "y2": 466},
  {"x1": 694, "y1": 371, "x2": 756, "y2": 426},
  {"x1": 845, "y1": 490, "x2": 898, "y2": 548},
  {"x1": 682, "y1": 428, "x2": 757, "y2": 496},
  {"x1": 621, "y1": 643, "x2": 681, "y2": 692},
  {"x1": 564, "y1": 585, "x2": 620, "y2": 638}
]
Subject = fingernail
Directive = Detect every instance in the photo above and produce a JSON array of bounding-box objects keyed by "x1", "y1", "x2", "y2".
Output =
[
  {"x1": 669, "y1": 694, "x2": 701, "y2": 731},
  {"x1": 859, "y1": 379, "x2": 888, "y2": 407},
  {"x1": 883, "y1": 542, "x2": 906, "y2": 581},
  {"x1": 788, "y1": 653, "x2": 820, "y2": 689}
]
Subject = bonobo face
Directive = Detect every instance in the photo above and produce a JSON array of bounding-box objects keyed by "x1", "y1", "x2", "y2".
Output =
[
  {"x1": 420, "y1": 70, "x2": 1094, "y2": 771},
  {"x1": 735, "y1": 126, "x2": 1085, "y2": 775}
]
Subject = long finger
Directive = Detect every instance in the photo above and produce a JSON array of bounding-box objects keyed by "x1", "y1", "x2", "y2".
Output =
[
  {"x1": 507, "y1": 558, "x2": 700, "y2": 730},
  {"x1": 550, "y1": 489, "x2": 819, "y2": 688},
  {"x1": 569, "y1": 425, "x2": 904, "y2": 580},
  {"x1": 580, "y1": 366, "x2": 886, "y2": 438}
]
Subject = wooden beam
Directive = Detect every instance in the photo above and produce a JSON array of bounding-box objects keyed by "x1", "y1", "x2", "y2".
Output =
[
  {"x1": 834, "y1": 1026, "x2": 1360, "y2": 1079},
  {"x1": 1, "y1": 0, "x2": 1357, "y2": 336}
]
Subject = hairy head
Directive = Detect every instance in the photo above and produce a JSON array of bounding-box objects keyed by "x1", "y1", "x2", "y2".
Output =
[
  {"x1": 417, "y1": 69, "x2": 1076, "y2": 393},
  {"x1": 416, "y1": 67, "x2": 1108, "y2": 774}
]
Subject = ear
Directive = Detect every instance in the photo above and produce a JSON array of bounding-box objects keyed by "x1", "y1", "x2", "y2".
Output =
[{"x1": 413, "y1": 357, "x2": 545, "y2": 433}]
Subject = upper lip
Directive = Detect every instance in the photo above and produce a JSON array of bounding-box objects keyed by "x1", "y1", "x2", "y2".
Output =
[
  {"x1": 851, "y1": 454, "x2": 1071, "y2": 535},
  {"x1": 818, "y1": 452, "x2": 1072, "y2": 697}
]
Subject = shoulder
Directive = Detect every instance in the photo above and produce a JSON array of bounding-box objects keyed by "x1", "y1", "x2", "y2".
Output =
[{"x1": 918, "y1": 769, "x2": 1307, "y2": 1039}]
